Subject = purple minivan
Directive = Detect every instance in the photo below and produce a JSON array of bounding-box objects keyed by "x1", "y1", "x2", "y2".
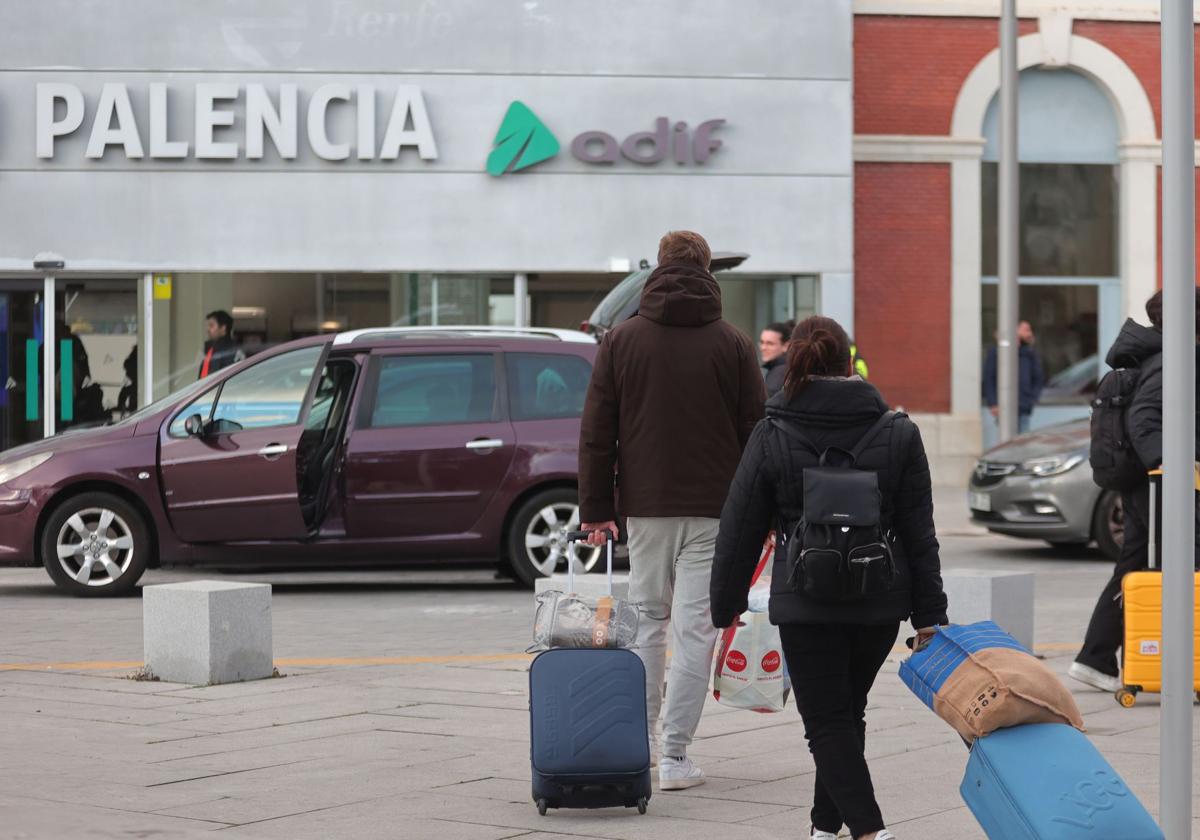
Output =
[{"x1": 0, "y1": 327, "x2": 600, "y2": 595}]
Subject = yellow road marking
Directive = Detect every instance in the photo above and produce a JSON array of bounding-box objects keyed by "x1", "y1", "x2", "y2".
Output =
[{"x1": 0, "y1": 644, "x2": 1081, "y2": 674}]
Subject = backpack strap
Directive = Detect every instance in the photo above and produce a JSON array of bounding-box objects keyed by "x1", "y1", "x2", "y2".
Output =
[
  {"x1": 769, "y1": 417, "x2": 820, "y2": 456},
  {"x1": 849, "y1": 410, "x2": 903, "y2": 463}
]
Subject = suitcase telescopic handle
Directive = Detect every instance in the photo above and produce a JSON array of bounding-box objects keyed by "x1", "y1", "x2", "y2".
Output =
[
  {"x1": 565, "y1": 530, "x2": 614, "y2": 595},
  {"x1": 1148, "y1": 470, "x2": 1161, "y2": 571}
]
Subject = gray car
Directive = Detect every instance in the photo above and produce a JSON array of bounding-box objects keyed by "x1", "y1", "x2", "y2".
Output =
[{"x1": 968, "y1": 419, "x2": 1123, "y2": 560}]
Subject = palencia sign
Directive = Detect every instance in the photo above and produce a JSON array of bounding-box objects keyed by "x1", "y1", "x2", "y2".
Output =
[{"x1": 35, "y1": 82, "x2": 438, "y2": 161}]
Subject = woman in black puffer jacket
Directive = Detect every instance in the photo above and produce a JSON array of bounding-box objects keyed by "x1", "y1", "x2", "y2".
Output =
[{"x1": 711, "y1": 316, "x2": 948, "y2": 840}]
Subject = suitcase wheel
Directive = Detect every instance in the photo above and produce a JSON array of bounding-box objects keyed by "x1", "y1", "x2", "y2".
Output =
[
  {"x1": 1195, "y1": 692, "x2": 1200, "y2": 705},
  {"x1": 1115, "y1": 688, "x2": 1137, "y2": 708},
  {"x1": 638, "y1": 796, "x2": 648, "y2": 815},
  {"x1": 536, "y1": 799, "x2": 548, "y2": 816}
]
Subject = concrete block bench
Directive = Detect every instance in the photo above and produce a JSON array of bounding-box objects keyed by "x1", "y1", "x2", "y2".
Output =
[
  {"x1": 143, "y1": 580, "x2": 273, "y2": 685},
  {"x1": 942, "y1": 569, "x2": 1035, "y2": 651}
]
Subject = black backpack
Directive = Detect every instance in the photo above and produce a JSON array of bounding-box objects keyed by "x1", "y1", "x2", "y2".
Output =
[
  {"x1": 1089, "y1": 367, "x2": 1146, "y2": 492},
  {"x1": 771, "y1": 411, "x2": 900, "y2": 602}
]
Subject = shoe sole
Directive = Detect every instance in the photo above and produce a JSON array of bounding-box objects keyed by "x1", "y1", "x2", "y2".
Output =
[
  {"x1": 659, "y1": 777, "x2": 706, "y2": 791},
  {"x1": 1068, "y1": 667, "x2": 1121, "y2": 693}
]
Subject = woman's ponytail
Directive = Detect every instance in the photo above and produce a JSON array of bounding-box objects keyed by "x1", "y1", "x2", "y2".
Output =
[{"x1": 783, "y1": 316, "x2": 853, "y2": 400}]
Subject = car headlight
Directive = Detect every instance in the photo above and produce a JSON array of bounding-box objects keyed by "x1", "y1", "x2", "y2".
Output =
[
  {"x1": 0, "y1": 453, "x2": 52, "y2": 485},
  {"x1": 1016, "y1": 452, "x2": 1086, "y2": 477}
]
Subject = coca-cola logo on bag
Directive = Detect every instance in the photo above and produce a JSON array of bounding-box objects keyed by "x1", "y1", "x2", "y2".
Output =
[
  {"x1": 726, "y1": 650, "x2": 748, "y2": 672},
  {"x1": 761, "y1": 651, "x2": 781, "y2": 673}
]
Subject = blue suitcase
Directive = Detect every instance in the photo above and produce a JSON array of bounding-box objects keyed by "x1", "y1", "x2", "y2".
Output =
[
  {"x1": 961, "y1": 724, "x2": 1163, "y2": 839},
  {"x1": 528, "y1": 647, "x2": 651, "y2": 815}
]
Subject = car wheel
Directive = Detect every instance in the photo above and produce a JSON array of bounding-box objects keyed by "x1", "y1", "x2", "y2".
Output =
[
  {"x1": 1092, "y1": 491, "x2": 1123, "y2": 562},
  {"x1": 41, "y1": 492, "x2": 150, "y2": 597},
  {"x1": 507, "y1": 488, "x2": 602, "y2": 588}
]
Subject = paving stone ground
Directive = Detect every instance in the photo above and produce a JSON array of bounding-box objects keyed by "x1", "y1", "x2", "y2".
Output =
[{"x1": 1, "y1": 491, "x2": 1197, "y2": 839}]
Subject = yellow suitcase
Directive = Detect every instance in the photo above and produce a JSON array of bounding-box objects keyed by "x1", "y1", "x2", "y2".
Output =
[{"x1": 1116, "y1": 473, "x2": 1200, "y2": 707}]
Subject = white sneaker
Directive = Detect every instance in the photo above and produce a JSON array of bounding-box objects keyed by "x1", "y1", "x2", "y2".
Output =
[
  {"x1": 876, "y1": 832, "x2": 897, "y2": 840},
  {"x1": 659, "y1": 755, "x2": 706, "y2": 790},
  {"x1": 1068, "y1": 662, "x2": 1122, "y2": 693},
  {"x1": 810, "y1": 829, "x2": 838, "y2": 840}
]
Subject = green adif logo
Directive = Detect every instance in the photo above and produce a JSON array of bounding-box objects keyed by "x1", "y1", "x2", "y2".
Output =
[{"x1": 486, "y1": 101, "x2": 560, "y2": 176}]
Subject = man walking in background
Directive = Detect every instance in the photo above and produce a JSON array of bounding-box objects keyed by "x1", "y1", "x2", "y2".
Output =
[
  {"x1": 198, "y1": 310, "x2": 244, "y2": 379},
  {"x1": 983, "y1": 320, "x2": 1044, "y2": 435},
  {"x1": 579, "y1": 230, "x2": 765, "y2": 790}
]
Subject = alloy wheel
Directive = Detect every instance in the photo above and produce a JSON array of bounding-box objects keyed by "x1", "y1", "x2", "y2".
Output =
[
  {"x1": 55, "y1": 507, "x2": 136, "y2": 588},
  {"x1": 523, "y1": 502, "x2": 602, "y2": 577}
]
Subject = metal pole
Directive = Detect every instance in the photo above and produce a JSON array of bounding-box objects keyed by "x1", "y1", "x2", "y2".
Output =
[
  {"x1": 41, "y1": 275, "x2": 55, "y2": 438},
  {"x1": 1159, "y1": 0, "x2": 1195, "y2": 832},
  {"x1": 996, "y1": 0, "x2": 1020, "y2": 442},
  {"x1": 141, "y1": 273, "x2": 154, "y2": 408},
  {"x1": 514, "y1": 273, "x2": 529, "y2": 328}
]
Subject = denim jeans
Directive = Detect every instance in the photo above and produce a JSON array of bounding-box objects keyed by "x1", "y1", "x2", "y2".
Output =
[{"x1": 626, "y1": 516, "x2": 720, "y2": 758}]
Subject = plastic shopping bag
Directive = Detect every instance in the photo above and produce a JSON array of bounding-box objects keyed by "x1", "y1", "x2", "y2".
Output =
[
  {"x1": 529, "y1": 590, "x2": 639, "y2": 651},
  {"x1": 713, "y1": 535, "x2": 791, "y2": 713}
]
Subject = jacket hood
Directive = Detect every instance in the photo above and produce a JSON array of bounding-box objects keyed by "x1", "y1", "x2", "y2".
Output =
[
  {"x1": 637, "y1": 264, "x2": 722, "y2": 327},
  {"x1": 766, "y1": 376, "x2": 889, "y2": 427},
  {"x1": 1106, "y1": 319, "x2": 1162, "y2": 368}
]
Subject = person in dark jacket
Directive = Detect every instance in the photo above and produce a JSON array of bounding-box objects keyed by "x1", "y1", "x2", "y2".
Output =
[
  {"x1": 579, "y1": 230, "x2": 765, "y2": 791},
  {"x1": 712, "y1": 316, "x2": 947, "y2": 840},
  {"x1": 761, "y1": 321, "x2": 792, "y2": 399},
  {"x1": 982, "y1": 320, "x2": 1044, "y2": 434},
  {"x1": 198, "y1": 310, "x2": 244, "y2": 379},
  {"x1": 1071, "y1": 290, "x2": 1200, "y2": 692}
]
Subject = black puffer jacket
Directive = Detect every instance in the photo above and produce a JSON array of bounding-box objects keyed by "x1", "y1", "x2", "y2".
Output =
[
  {"x1": 1107, "y1": 318, "x2": 1200, "y2": 469},
  {"x1": 711, "y1": 377, "x2": 948, "y2": 629},
  {"x1": 763, "y1": 356, "x2": 787, "y2": 399}
]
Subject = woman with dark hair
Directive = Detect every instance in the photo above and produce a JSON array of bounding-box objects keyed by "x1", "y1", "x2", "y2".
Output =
[{"x1": 711, "y1": 316, "x2": 948, "y2": 840}]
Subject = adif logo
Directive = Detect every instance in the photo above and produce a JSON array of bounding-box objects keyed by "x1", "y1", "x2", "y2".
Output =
[
  {"x1": 486, "y1": 100, "x2": 726, "y2": 176},
  {"x1": 486, "y1": 101, "x2": 560, "y2": 176}
]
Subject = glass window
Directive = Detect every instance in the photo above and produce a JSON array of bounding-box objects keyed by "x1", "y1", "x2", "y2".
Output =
[
  {"x1": 206, "y1": 346, "x2": 322, "y2": 433},
  {"x1": 982, "y1": 163, "x2": 1118, "y2": 277},
  {"x1": 369, "y1": 354, "x2": 496, "y2": 428},
  {"x1": 168, "y1": 389, "x2": 218, "y2": 437},
  {"x1": 506, "y1": 353, "x2": 592, "y2": 421},
  {"x1": 981, "y1": 284, "x2": 1099, "y2": 402}
]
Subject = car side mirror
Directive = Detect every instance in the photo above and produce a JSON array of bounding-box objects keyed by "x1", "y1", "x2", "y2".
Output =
[{"x1": 183, "y1": 414, "x2": 206, "y2": 438}]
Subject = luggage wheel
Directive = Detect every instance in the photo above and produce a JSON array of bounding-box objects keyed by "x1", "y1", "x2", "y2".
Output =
[
  {"x1": 638, "y1": 796, "x2": 648, "y2": 815},
  {"x1": 536, "y1": 799, "x2": 548, "y2": 816},
  {"x1": 1115, "y1": 687, "x2": 1137, "y2": 708}
]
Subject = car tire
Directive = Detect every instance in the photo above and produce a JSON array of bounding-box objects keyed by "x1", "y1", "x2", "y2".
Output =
[
  {"x1": 507, "y1": 487, "x2": 602, "y2": 589},
  {"x1": 1092, "y1": 491, "x2": 1123, "y2": 562},
  {"x1": 41, "y1": 492, "x2": 150, "y2": 597}
]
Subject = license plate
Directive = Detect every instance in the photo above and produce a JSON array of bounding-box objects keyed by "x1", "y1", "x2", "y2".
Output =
[{"x1": 969, "y1": 492, "x2": 992, "y2": 512}]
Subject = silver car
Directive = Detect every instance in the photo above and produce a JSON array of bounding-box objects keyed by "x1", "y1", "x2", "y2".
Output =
[{"x1": 968, "y1": 419, "x2": 1123, "y2": 560}]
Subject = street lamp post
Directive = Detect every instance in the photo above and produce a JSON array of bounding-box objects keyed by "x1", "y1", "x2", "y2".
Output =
[
  {"x1": 1159, "y1": 0, "x2": 1196, "y2": 834},
  {"x1": 997, "y1": 0, "x2": 1020, "y2": 442}
]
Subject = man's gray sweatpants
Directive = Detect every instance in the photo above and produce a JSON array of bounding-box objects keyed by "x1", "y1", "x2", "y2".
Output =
[{"x1": 626, "y1": 516, "x2": 720, "y2": 758}]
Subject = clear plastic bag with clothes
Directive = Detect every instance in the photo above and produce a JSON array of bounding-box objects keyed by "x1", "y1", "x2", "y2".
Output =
[{"x1": 529, "y1": 590, "x2": 640, "y2": 651}]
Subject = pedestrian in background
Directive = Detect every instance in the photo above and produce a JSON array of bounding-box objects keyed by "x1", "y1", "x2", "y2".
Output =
[
  {"x1": 761, "y1": 321, "x2": 793, "y2": 399},
  {"x1": 982, "y1": 320, "x2": 1044, "y2": 434},
  {"x1": 198, "y1": 310, "x2": 244, "y2": 379},
  {"x1": 579, "y1": 230, "x2": 765, "y2": 791},
  {"x1": 1070, "y1": 290, "x2": 1200, "y2": 692},
  {"x1": 711, "y1": 316, "x2": 947, "y2": 840}
]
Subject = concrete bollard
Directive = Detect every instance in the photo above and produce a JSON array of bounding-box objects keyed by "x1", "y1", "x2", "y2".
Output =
[
  {"x1": 535, "y1": 573, "x2": 630, "y2": 601},
  {"x1": 143, "y1": 580, "x2": 274, "y2": 685},
  {"x1": 942, "y1": 569, "x2": 1035, "y2": 651}
]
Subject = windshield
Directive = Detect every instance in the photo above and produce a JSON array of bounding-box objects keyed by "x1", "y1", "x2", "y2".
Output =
[
  {"x1": 113, "y1": 375, "x2": 217, "y2": 427},
  {"x1": 589, "y1": 268, "x2": 651, "y2": 329}
]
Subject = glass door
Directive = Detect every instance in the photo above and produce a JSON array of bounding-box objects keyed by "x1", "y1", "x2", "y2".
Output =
[{"x1": 0, "y1": 282, "x2": 45, "y2": 452}]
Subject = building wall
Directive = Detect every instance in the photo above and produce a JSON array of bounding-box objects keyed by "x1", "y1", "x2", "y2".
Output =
[{"x1": 854, "y1": 162, "x2": 952, "y2": 412}]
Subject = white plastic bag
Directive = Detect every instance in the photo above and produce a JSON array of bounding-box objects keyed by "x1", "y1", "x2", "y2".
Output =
[{"x1": 713, "y1": 535, "x2": 791, "y2": 713}]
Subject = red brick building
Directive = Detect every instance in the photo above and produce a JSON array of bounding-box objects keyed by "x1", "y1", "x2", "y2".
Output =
[{"x1": 853, "y1": 2, "x2": 1177, "y2": 478}]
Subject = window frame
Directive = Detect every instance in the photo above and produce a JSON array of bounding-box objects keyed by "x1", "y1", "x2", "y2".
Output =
[
  {"x1": 357, "y1": 349, "x2": 505, "y2": 430},
  {"x1": 167, "y1": 344, "x2": 328, "y2": 439}
]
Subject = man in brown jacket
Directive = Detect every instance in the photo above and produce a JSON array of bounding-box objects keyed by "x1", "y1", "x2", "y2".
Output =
[{"x1": 579, "y1": 230, "x2": 765, "y2": 790}]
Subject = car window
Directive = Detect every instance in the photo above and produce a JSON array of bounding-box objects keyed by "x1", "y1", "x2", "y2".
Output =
[
  {"x1": 506, "y1": 353, "x2": 592, "y2": 421},
  {"x1": 205, "y1": 346, "x2": 323, "y2": 433},
  {"x1": 168, "y1": 389, "x2": 218, "y2": 437},
  {"x1": 369, "y1": 354, "x2": 496, "y2": 428}
]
